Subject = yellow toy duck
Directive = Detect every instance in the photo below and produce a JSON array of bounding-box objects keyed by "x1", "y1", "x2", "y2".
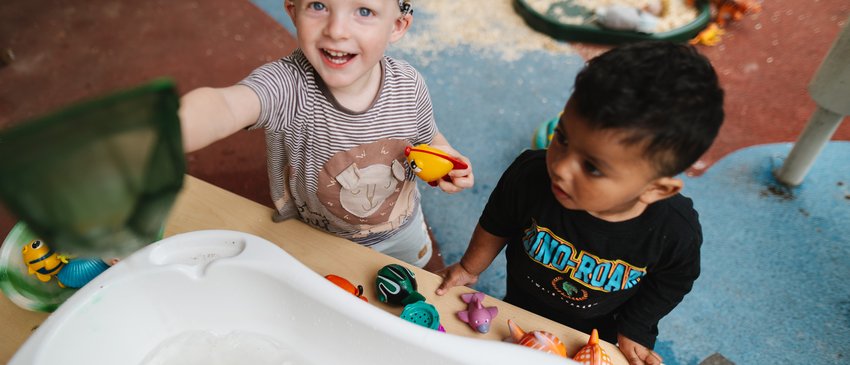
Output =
[{"x1": 404, "y1": 144, "x2": 468, "y2": 186}]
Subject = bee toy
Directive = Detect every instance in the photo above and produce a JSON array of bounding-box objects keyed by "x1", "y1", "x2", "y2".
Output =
[{"x1": 22, "y1": 239, "x2": 110, "y2": 289}]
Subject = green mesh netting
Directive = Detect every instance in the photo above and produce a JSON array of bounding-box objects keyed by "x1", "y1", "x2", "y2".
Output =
[{"x1": 0, "y1": 79, "x2": 185, "y2": 259}]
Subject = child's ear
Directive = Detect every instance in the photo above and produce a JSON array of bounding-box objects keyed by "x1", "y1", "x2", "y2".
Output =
[
  {"x1": 389, "y1": 13, "x2": 413, "y2": 43},
  {"x1": 640, "y1": 177, "x2": 683, "y2": 205},
  {"x1": 285, "y1": 1, "x2": 296, "y2": 22}
]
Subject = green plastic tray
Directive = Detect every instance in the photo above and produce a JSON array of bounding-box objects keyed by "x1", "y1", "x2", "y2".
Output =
[
  {"x1": 0, "y1": 221, "x2": 75, "y2": 312},
  {"x1": 514, "y1": 0, "x2": 711, "y2": 44}
]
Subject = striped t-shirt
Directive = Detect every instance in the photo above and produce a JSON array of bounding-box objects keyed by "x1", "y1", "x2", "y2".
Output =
[{"x1": 239, "y1": 49, "x2": 437, "y2": 246}]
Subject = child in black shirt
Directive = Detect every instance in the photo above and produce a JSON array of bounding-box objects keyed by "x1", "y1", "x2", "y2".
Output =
[{"x1": 435, "y1": 41, "x2": 724, "y2": 365}]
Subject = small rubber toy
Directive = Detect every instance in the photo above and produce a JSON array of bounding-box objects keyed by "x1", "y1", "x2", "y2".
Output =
[
  {"x1": 404, "y1": 144, "x2": 468, "y2": 186},
  {"x1": 506, "y1": 319, "x2": 567, "y2": 357},
  {"x1": 22, "y1": 239, "x2": 109, "y2": 289},
  {"x1": 532, "y1": 115, "x2": 559, "y2": 150},
  {"x1": 572, "y1": 329, "x2": 613, "y2": 365},
  {"x1": 456, "y1": 292, "x2": 498, "y2": 333},
  {"x1": 400, "y1": 301, "x2": 441, "y2": 330},
  {"x1": 325, "y1": 274, "x2": 368, "y2": 302},
  {"x1": 690, "y1": 22, "x2": 725, "y2": 46},
  {"x1": 375, "y1": 263, "x2": 425, "y2": 305}
]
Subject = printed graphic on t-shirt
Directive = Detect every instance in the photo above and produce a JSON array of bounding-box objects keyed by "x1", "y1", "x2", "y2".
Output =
[
  {"x1": 316, "y1": 138, "x2": 417, "y2": 232},
  {"x1": 521, "y1": 222, "x2": 646, "y2": 302}
]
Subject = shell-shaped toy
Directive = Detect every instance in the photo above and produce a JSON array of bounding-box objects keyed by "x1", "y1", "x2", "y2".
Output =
[
  {"x1": 572, "y1": 329, "x2": 613, "y2": 365},
  {"x1": 507, "y1": 319, "x2": 567, "y2": 357},
  {"x1": 55, "y1": 258, "x2": 110, "y2": 289},
  {"x1": 375, "y1": 264, "x2": 425, "y2": 306}
]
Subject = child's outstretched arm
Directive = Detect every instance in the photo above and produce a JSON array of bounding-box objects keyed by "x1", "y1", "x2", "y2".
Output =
[
  {"x1": 178, "y1": 85, "x2": 260, "y2": 153},
  {"x1": 435, "y1": 224, "x2": 506, "y2": 295},
  {"x1": 429, "y1": 132, "x2": 474, "y2": 193}
]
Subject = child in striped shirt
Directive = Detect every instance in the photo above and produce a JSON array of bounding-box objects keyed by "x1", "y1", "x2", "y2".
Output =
[{"x1": 179, "y1": 0, "x2": 472, "y2": 270}]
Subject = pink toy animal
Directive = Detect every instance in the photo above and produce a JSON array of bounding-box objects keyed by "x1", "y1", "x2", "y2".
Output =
[{"x1": 456, "y1": 292, "x2": 499, "y2": 333}]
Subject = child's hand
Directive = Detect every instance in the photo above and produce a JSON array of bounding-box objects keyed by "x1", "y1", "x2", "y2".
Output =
[
  {"x1": 434, "y1": 262, "x2": 479, "y2": 295},
  {"x1": 617, "y1": 333, "x2": 663, "y2": 365},
  {"x1": 429, "y1": 144, "x2": 474, "y2": 193}
]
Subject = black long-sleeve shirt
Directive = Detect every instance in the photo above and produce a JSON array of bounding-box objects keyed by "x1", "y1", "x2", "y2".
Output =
[{"x1": 479, "y1": 150, "x2": 701, "y2": 349}]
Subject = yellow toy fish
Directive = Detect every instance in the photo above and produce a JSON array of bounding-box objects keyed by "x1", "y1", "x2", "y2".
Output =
[
  {"x1": 572, "y1": 328, "x2": 613, "y2": 365},
  {"x1": 22, "y1": 239, "x2": 67, "y2": 283},
  {"x1": 404, "y1": 144, "x2": 468, "y2": 186}
]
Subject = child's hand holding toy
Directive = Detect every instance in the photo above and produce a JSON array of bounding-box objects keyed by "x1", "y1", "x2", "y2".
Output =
[{"x1": 405, "y1": 142, "x2": 474, "y2": 194}]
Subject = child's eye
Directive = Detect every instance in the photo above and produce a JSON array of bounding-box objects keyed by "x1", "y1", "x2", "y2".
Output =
[
  {"x1": 357, "y1": 7, "x2": 374, "y2": 16},
  {"x1": 553, "y1": 127, "x2": 568, "y2": 146},
  {"x1": 307, "y1": 2, "x2": 326, "y2": 11},
  {"x1": 583, "y1": 161, "x2": 603, "y2": 177}
]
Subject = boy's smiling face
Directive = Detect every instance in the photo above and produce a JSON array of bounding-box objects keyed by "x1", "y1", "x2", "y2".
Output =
[
  {"x1": 286, "y1": 0, "x2": 411, "y2": 94},
  {"x1": 545, "y1": 99, "x2": 682, "y2": 222}
]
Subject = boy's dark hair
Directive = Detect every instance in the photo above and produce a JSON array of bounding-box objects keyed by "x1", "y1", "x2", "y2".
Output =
[{"x1": 572, "y1": 41, "x2": 724, "y2": 177}]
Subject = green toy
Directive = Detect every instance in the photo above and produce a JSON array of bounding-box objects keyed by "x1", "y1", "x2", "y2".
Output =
[
  {"x1": 375, "y1": 264, "x2": 425, "y2": 306},
  {"x1": 400, "y1": 301, "x2": 441, "y2": 330}
]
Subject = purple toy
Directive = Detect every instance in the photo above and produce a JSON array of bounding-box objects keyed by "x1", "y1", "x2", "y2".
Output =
[{"x1": 456, "y1": 292, "x2": 499, "y2": 333}]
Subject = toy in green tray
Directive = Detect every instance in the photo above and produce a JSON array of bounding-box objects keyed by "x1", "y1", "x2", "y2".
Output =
[{"x1": 0, "y1": 222, "x2": 74, "y2": 312}]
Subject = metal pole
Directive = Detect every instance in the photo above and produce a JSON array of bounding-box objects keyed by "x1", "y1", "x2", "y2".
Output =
[
  {"x1": 775, "y1": 107, "x2": 844, "y2": 186},
  {"x1": 775, "y1": 22, "x2": 850, "y2": 186}
]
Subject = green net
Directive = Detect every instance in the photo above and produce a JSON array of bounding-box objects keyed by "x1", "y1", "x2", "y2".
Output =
[{"x1": 0, "y1": 79, "x2": 185, "y2": 259}]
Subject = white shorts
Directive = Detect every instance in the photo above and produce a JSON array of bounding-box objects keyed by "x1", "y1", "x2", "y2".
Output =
[{"x1": 369, "y1": 205, "x2": 433, "y2": 268}]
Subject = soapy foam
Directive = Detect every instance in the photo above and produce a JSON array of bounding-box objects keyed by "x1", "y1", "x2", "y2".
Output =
[{"x1": 140, "y1": 330, "x2": 308, "y2": 365}]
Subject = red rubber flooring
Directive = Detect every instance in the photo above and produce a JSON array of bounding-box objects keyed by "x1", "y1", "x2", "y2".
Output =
[{"x1": 1, "y1": 0, "x2": 849, "y2": 239}]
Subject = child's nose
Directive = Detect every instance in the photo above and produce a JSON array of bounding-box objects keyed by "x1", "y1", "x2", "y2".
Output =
[
  {"x1": 552, "y1": 153, "x2": 580, "y2": 183},
  {"x1": 324, "y1": 13, "x2": 350, "y2": 39}
]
